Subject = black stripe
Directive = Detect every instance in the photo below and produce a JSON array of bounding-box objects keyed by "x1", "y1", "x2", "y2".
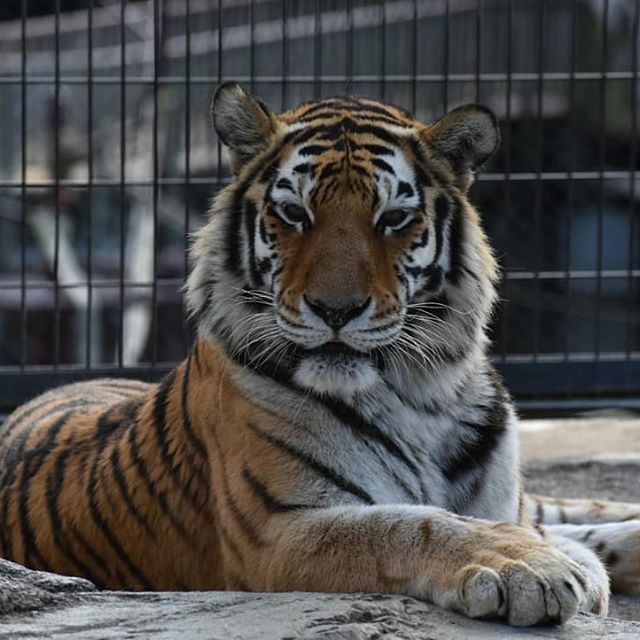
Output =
[
  {"x1": 109, "y1": 445, "x2": 156, "y2": 539},
  {"x1": 397, "y1": 181, "x2": 414, "y2": 198},
  {"x1": 218, "y1": 522, "x2": 245, "y2": 566},
  {"x1": 18, "y1": 410, "x2": 75, "y2": 570},
  {"x1": 432, "y1": 195, "x2": 450, "y2": 264},
  {"x1": 314, "y1": 395, "x2": 422, "y2": 482},
  {"x1": 69, "y1": 522, "x2": 115, "y2": 587},
  {"x1": 246, "y1": 422, "x2": 374, "y2": 505},
  {"x1": 297, "y1": 99, "x2": 408, "y2": 121},
  {"x1": 372, "y1": 158, "x2": 395, "y2": 174},
  {"x1": 11, "y1": 410, "x2": 76, "y2": 567},
  {"x1": 87, "y1": 415, "x2": 154, "y2": 589},
  {"x1": 341, "y1": 119, "x2": 402, "y2": 146},
  {"x1": 299, "y1": 144, "x2": 328, "y2": 156},
  {"x1": 153, "y1": 371, "x2": 203, "y2": 511},
  {"x1": 317, "y1": 162, "x2": 342, "y2": 181},
  {"x1": 242, "y1": 467, "x2": 310, "y2": 513},
  {"x1": 275, "y1": 177, "x2": 295, "y2": 191},
  {"x1": 180, "y1": 357, "x2": 211, "y2": 495},
  {"x1": 127, "y1": 422, "x2": 191, "y2": 542},
  {"x1": 244, "y1": 200, "x2": 262, "y2": 286},
  {"x1": 445, "y1": 199, "x2": 465, "y2": 285},
  {"x1": 362, "y1": 143, "x2": 395, "y2": 156},
  {"x1": 0, "y1": 428, "x2": 34, "y2": 562},
  {"x1": 208, "y1": 429, "x2": 264, "y2": 547},
  {"x1": 292, "y1": 162, "x2": 311, "y2": 174},
  {"x1": 441, "y1": 379, "x2": 508, "y2": 481},
  {"x1": 406, "y1": 136, "x2": 451, "y2": 187},
  {"x1": 182, "y1": 355, "x2": 208, "y2": 459},
  {"x1": 299, "y1": 109, "x2": 409, "y2": 129},
  {"x1": 0, "y1": 397, "x2": 102, "y2": 453},
  {"x1": 45, "y1": 447, "x2": 106, "y2": 587}
]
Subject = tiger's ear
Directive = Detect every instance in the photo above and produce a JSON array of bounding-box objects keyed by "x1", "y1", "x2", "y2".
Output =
[
  {"x1": 212, "y1": 83, "x2": 277, "y2": 174},
  {"x1": 421, "y1": 104, "x2": 499, "y2": 188}
]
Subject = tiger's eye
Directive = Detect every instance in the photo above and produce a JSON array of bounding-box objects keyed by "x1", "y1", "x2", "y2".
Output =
[
  {"x1": 377, "y1": 209, "x2": 414, "y2": 232},
  {"x1": 281, "y1": 203, "x2": 309, "y2": 226}
]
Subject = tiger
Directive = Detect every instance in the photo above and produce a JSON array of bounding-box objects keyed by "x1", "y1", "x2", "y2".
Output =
[{"x1": 1, "y1": 83, "x2": 639, "y2": 628}]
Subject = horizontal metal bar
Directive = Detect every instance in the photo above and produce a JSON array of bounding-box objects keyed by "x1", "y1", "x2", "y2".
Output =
[
  {"x1": 493, "y1": 352, "x2": 640, "y2": 364},
  {"x1": 1, "y1": 71, "x2": 638, "y2": 85},
  {"x1": 505, "y1": 269, "x2": 640, "y2": 281},
  {"x1": 496, "y1": 359, "x2": 640, "y2": 401},
  {"x1": 1, "y1": 171, "x2": 638, "y2": 190},
  {"x1": 479, "y1": 170, "x2": 640, "y2": 182},
  {"x1": 0, "y1": 177, "x2": 229, "y2": 188},
  {"x1": 2, "y1": 270, "x2": 639, "y2": 292},
  {"x1": 0, "y1": 278, "x2": 184, "y2": 290}
]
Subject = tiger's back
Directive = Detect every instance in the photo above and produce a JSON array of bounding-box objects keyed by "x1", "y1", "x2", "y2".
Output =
[{"x1": 0, "y1": 371, "x2": 224, "y2": 590}]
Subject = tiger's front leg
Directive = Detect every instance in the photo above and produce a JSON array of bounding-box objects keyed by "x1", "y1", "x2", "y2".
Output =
[{"x1": 245, "y1": 505, "x2": 609, "y2": 627}]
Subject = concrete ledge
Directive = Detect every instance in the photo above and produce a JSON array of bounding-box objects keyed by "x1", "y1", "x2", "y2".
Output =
[{"x1": 2, "y1": 558, "x2": 640, "y2": 639}]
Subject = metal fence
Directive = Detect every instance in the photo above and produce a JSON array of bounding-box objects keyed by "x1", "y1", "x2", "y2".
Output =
[{"x1": 0, "y1": 0, "x2": 639, "y2": 414}]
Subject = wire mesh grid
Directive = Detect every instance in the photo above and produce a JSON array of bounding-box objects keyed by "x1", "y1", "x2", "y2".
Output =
[{"x1": 0, "y1": 0, "x2": 638, "y2": 412}]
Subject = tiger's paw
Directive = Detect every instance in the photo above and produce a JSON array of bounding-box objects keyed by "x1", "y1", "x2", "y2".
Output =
[{"x1": 436, "y1": 525, "x2": 609, "y2": 626}]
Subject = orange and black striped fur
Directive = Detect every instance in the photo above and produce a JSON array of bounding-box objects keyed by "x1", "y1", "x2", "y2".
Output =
[{"x1": 1, "y1": 84, "x2": 638, "y2": 626}]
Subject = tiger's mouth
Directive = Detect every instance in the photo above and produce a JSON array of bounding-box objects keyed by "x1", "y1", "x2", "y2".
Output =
[{"x1": 303, "y1": 341, "x2": 366, "y2": 358}]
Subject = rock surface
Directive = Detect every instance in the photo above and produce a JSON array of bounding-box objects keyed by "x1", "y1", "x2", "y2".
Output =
[
  {"x1": 1, "y1": 559, "x2": 639, "y2": 640},
  {"x1": 0, "y1": 457, "x2": 638, "y2": 638}
]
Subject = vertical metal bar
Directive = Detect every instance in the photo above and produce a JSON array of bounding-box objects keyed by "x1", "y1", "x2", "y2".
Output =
[
  {"x1": 53, "y1": 0, "x2": 61, "y2": 368},
  {"x1": 151, "y1": 0, "x2": 160, "y2": 366},
  {"x1": 281, "y1": 0, "x2": 287, "y2": 109},
  {"x1": 380, "y1": 0, "x2": 386, "y2": 101},
  {"x1": 411, "y1": 0, "x2": 418, "y2": 114},
  {"x1": 594, "y1": 0, "x2": 609, "y2": 361},
  {"x1": 500, "y1": 0, "x2": 513, "y2": 364},
  {"x1": 475, "y1": 0, "x2": 482, "y2": 102},
  {"x1": 118, "y1": 0, "x2": 126, "y2": 368},
  {"x1": 532, "y1": 0, "x2": 545, "y2": 361},
  {"x1": 184, "y1": 0, "x2": 191, "y2": 353},
  {"x1": 20, "y1": 0, "x2": 27, "y2": 369},
  {"x1": 564, "y1": 0, "x2": 577, "y2": 361},
  {"x1": 314, "y1": 0, "x2": 322, "y2": 100},
  {"x1": 249, "y1": 0, "x2": 255, "y2": 94},
  {"x1": 86, "y1": 0, "x2": 94, "y2": 368},
  {"x1": 345, "y1": 0, "x2": 353, "y2": 94},
  {"x1": 626, "y1": 0, "x2": 639, "y2": 359},
  {"x1": 443, "y1": 0, "x2": 450, "y2": 113},
  {"x1": 217, "y1": 0, "x2": 223, "y2": 190}
]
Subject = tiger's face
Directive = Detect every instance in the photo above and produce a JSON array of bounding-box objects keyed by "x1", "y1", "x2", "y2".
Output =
[{"x1": 188, "y1": 84, "x2": 500, "y2": 397}]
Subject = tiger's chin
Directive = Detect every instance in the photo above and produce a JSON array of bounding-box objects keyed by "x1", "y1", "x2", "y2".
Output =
[{"x1": 293, "y1": 353, "x2": 380, "y2": 397}]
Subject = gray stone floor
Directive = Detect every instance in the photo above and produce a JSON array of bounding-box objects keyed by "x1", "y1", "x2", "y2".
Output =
[{"x1": 1, "y1": 559, "x2": 640, "y2": 639}]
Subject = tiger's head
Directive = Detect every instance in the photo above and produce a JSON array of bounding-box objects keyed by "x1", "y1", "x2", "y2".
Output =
[{"x1": 187, "y1": 83, "x2": 500, "y2": 398}]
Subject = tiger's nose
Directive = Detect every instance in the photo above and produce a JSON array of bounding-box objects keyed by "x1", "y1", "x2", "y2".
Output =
[{"x1": 304, "y1": 295, "x2": 371, "y2": 330}]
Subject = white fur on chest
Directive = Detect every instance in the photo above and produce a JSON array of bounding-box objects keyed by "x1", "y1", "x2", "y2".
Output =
[{"x1": 232, "y1": 361, "x2": 520, "y2": 523}]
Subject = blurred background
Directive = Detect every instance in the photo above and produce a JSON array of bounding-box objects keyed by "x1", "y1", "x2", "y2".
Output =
[{"x1": 0, "y1": 0, "x2": 638, "y2": 414}]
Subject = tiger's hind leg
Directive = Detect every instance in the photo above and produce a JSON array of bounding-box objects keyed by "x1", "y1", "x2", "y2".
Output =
[
  {"x1": 526, "y1": 494, "x2": 640, "y2": 595},
  {"x1": 526, "y1": 494, "x2": 640, "y2": 527}
]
